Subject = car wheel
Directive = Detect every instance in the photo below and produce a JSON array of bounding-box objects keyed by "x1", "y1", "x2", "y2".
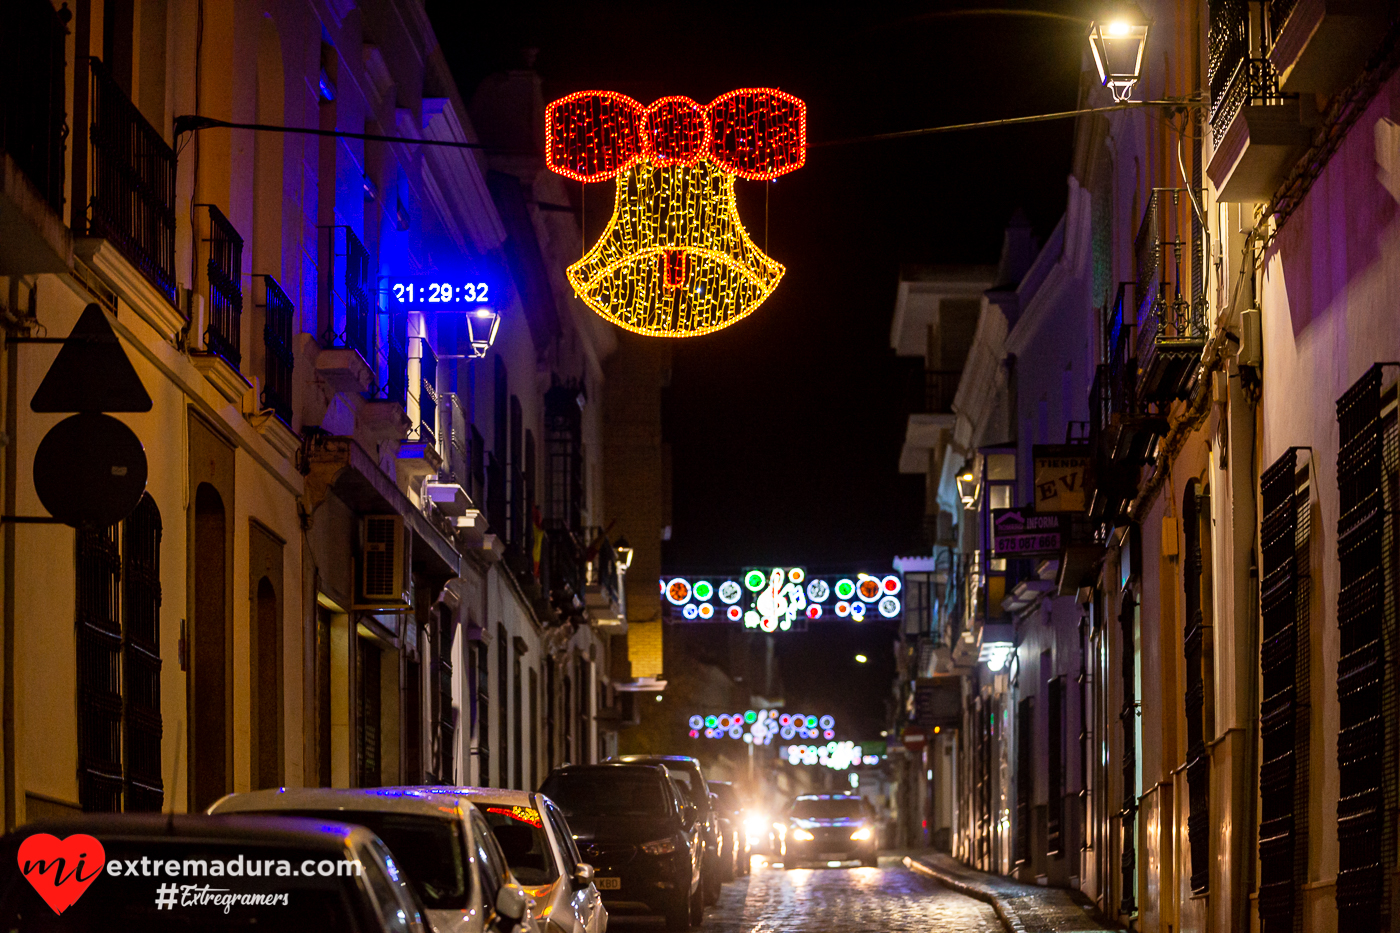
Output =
[
  {"x1": 703, "y1": 865, "x2": 720, "y2": 905},
  {"x1": 665, "y1": 882, "x2": 691, "y2": 931},
  {"x1": 719, "y1": 838, "x2": 735, "y2": 882}
]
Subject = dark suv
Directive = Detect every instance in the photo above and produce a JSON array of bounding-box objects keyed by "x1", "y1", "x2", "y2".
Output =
[
  {"x1": 611, "y1": 755, "x2": 722, "y2": 904},
  {"x1": 540, "y1": 762, "x2": 703, "y2": 931}
]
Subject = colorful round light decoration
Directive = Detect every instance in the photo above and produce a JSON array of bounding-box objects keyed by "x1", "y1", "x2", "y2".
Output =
[
  {"x1": 698, "y1": 603, "x2": 715, "y2": 619},
  {"x1": 666, "y1": 578, "x2": 692, "y2": 605},
  {"x1": 729, "y1": 725, "x2": 743, "y2": 739},
  {"x1": 834, "y1": 578, "x2": 855, "y2": 600},
  {"x1": 805, "y1": 605, "x2": 821, "y2": 620},
  {"x1": 744, "y1": 710, "x2": 758, "y2": 723},
  {"x1": 819, "y1": 715, "x2": 835, "y2": 729},
  {"x1": 882, "y1": 575, "x2": 901, "y2": 595},
  {"x1": 718, "y1": 580, "x2": 742, "y2": 604},
  {"x1": 835, "y1": 601, "x2": 851, "y2": 617},
  {"x1": 878, "y1": 595, "x2": 901, "y2": 618},
  {"x1": 857, "y1": 576, "x2": 881, "y2": 601},
  {"x1": 824, "y1": 729, "x2": 835, "y2": 740},
  {"x1": 705, "y1": 715, "x2": 718, "y2": 728},
  {"x1": 788, "y1": 568, "x2": 805, "y2": 583},
  {"x1": 693, "y1": 580, "x2": 714, "y2": 601},
  {"x1": 689, "y1": 715, "x2": 705, "y2": 729},
  {"x1": 850, "y1": 601, "x2": 867, "y2": 621},
  {"x1": 806, "y1": 579, "x2": 830, "y2": 602},
  {"x1": 689, "y1": 729, "x2": 700, "y2": 738},
  {"x1": 682, "y1": 603, "x2": 699, "y2": 619},
  {"x1": 744, "y1": 569, "x2": 767, "y2": 592},
  {"x1": 726, "y1": 605, "x2": 742, "y2": 621}
]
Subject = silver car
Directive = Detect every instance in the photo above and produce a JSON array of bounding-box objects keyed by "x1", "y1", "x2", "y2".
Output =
[
  {"x1": 425, "y1": 787, "x2": 607, "y2": 933},
  {"x1": 209, "y1": 787, "x2": 538, "y2": 933}
]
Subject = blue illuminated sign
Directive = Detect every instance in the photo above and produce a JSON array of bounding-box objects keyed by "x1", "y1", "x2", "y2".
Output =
[{"x1": 387, "y1": 277, "x2": 495, "y2": 306}]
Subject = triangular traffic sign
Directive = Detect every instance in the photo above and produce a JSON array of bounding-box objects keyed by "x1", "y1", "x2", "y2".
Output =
[{"x1": 31, "y1": 303, "x2": 152, "y2": 412}]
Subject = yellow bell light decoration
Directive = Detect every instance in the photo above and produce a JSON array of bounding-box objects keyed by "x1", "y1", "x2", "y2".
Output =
[{"x1": 546, "y1": 89, "x2": 807, "y2": 337}]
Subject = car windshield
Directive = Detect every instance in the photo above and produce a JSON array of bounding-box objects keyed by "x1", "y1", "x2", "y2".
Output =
[
  {"x1": 252, "y1": 809, "x2": 468, "y2": 909},
  {"x1": 661, "y1": 767, "x2": 698, "y2": 798},
  {"x1": 541, "y1": 770, "x2": 670, "y2": 819},
  {"x1": 790, "y1": 798, "x2": 865, "y2": 820},
  {"x1": 2, "y1": 839, "x2": 359, "y2": 932},
  {"x1": 479, "y1": 805, "x2": 559, "y2": 886}
]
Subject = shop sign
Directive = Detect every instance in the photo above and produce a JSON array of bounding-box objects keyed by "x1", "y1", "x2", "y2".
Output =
[
  {"x1": 914, "y1": 676, "x2": 961, "y2": 728},
  {"x1": 1032, "y1": 445, "x2": 1090, "y2": 512},
  {"x1": 992, "y1": 507, "x2": 1068, "y2": 557}
]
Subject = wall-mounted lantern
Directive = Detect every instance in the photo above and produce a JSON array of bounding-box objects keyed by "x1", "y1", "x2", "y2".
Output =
[{"x1": 1088, "y1": 2, "x2": 1151, "y2": 101}]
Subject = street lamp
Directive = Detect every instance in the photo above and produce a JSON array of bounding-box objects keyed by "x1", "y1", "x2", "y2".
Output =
[
  {"x1": 1088, "y1": 2, "x2": 1151, "y2": 102},
  {"x1": 956, "y1": 463, "x2": 978, "y2": 508},
  {"x1": 855, "y1": 654, "x2": 868, "y2": 664},
  {"x1": 614, "y1": 535, "x2": 634, "y2": 571},
  {"x1": 466, "y1": 307, "x2": 501, "y2": 358}
]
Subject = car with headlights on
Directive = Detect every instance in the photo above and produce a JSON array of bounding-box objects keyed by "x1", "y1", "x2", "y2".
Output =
[
  {"x1": 609, "y1": 755, "x2": 721, "y2": 904},
  {"x1": 540, "y1": 763, "x2": 702, "y2": 931},
  {"x1": 776, "y1": 794, "x2": 878, "y2": 868},
  {"x1": 0, "y1": 812, "x2": 439, "y2": 933},
  {"x1": 424, "y1": 787, "x2": 606, "y2": 933},
  {"x1": 706, "y1": 781, "x2": 749, "y2": 878},
  {"x1": 209, "y1": 787, "x2": 538, "y2": 933}
]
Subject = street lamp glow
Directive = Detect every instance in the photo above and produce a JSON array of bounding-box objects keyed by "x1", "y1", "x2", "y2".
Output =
[
  {"x1": 854, "y1": 654, "x2": 868, "y2": 664},
  {"x1": 1088, "y1": 2, "x2": 1151, "y2": 102}
]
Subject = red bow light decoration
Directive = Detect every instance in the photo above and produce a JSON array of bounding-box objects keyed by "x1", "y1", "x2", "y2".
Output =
[{"x1": 545, "y1": 88, "x2": 807, "y2": 336}]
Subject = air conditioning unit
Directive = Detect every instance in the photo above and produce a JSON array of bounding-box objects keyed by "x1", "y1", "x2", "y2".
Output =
[{"x1": 358, "y1": 515, "x2": 410, "y2": 608}]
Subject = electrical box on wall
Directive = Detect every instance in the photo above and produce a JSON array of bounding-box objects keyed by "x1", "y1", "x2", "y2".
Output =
[
  {"x1": 357, "y1": 514, "x2": 411, "y2": 609},
  {"x1": 1239, "y1": 307, "x2": 1262, "y2": 370}
]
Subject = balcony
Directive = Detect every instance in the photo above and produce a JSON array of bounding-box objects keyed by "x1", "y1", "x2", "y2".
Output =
[
  {"x1": 1207, "y1": 1, "x2": 1310, "y2": 202},
  {"x1": 1133, "y1": 192, "x2": 1207, "y2": 404},
  {"x1": 318, "y1": 225, "x2": 374, "y2": 366},
  {"x1": 899, "y1": 367, "x2": 961, "y2": 474},
  {"x1": 79, "y1": 57, "x2": 177, "y2": 305},
  {"x1": 195, "y1": 205, "x2": 243, "y2": 369},
  {"x1": 1268, "y1": 0, "x2": 1388, "y2": 97},
  {"x1": 258, "y1": 275, "x2": 296, "y2": 426},
  {"x1": 0, "y1": 0, "x2": 70, "y2": 275},
  {"x1": 905, "y1": 368, "x2": 961, "y2": 415}
]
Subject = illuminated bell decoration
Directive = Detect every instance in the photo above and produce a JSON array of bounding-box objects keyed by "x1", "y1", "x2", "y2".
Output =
[{"x1": 545, "y1": 89, "x2": 807, "y2": 337}]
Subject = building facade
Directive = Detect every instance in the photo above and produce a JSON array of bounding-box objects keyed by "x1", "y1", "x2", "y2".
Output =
[
  {"x1": 895, "y1": 3, "x2": 1400, "y2": 931},
  {"x1": 0, "y1": 0, "x2": 664, "y2": 828}
]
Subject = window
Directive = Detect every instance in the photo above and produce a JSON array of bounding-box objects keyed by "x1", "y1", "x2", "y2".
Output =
[
  {"x1": 472, "y1": 640, "x2": 489, "y2": 787},
  {"x1": 470, "y1": 809, "x2": 505, "y2": 908},
  {"x1": 529, "y1": 668, "x2": 539, "y2": 791},
  {"x1": 316, "y1": 605, "x2": 333, "y2": 787},
  {"x1": 543, "y1": 799, "x2": 580, "y2": 877},
  {"x1": 1013, "y1": 695, "x2": 1033, "y2": 867},
  {"x1": 1258, "y1": 449, "x2": 1311, "y2": 929},
  {"x1": 513, "y1": 640, "x2": 524, "y2": 790},
  {"x1": 544, "y1": 384, "x2": 583, "y2": 534},
  {"x1": 1047, "y1": 676, "x2": 1065, "y2": 860},
  {"x1": 76, "y1": 494, "x2": 163, "y2": 813},
  {"x1": 510, "y1": 395, "x2": 523, "y2": 547},
  {"x1": 429, "y1": 607, "x2": 455, "y2": 784},
  {"x1": 357, "y1": 638, "x2": 382, "y2": 787},
  {"x1": 498, "y1": 627, "x2": 509, "y2": 787}
]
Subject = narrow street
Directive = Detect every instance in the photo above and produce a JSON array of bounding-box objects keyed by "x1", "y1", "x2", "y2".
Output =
[{"x1": 612, "y1": 857, "x2": 1003, "y2": 933}]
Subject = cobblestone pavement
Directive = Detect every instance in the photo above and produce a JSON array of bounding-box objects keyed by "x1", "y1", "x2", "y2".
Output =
[{"x1": 609, "y1": 855, "x2": 1005, "y2": 933}]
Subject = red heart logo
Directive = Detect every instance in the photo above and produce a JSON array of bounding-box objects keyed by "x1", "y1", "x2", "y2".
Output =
[{"x1": 16, "y1": 833, "x2": 106, "y2": 915}]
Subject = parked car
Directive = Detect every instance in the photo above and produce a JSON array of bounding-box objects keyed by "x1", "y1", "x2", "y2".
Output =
[
  {"x1": 424, "y1": 787, "x2": 606, "y2": 933},
  {"x1": 209, "y1": 787, "x2": 538, "y2": 933},
  {"x1": 775, "y1": 794, "x2": 879, "y2": 868},
  {"x1": 540, "y1": 763, "x2": 702, "y2": 931},
  {"x1": 706, "y1": 781, "x2": 749, "y2": 878},
  {"x1": 0, "y1": 812, "x2": 446, "y2": 932},
  {"x1": 609, "y1": 755, "x2": 721, "y2": 904}
]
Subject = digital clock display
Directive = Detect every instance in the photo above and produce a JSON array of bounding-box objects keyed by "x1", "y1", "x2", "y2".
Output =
[{"x1": 387, "y1": 278, "x2": 492, "y2": 305}]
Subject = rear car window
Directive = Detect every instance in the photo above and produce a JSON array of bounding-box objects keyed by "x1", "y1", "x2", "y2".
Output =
[
  {"x1": 1, "y1": 839, "x2": 361, "y2": 931},
  {"x1": 541, "y1": 770, "x2": 670, "y2": 819},
  {"x1": 480, "y1": 805, "x2": 558, "y2": 886},
  {"x1": 244, "y1": 808, "x2": 468, "y2": 909},
  {"x1": 709, "y1": 784, "x2": 740, "y2": 810}
]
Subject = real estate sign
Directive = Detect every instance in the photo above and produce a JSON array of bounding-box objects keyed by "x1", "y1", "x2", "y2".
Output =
[{"x1": 992, "y1": 507, "x2": 1068, "y2": 557}]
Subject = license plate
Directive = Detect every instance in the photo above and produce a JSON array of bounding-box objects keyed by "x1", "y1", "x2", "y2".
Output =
[
  {"x1": 820, "y1": 853, "x2": 847, "y2": 861},
  {"x1": 595, "y1": 876, "x2": 621, "y2": 890}
]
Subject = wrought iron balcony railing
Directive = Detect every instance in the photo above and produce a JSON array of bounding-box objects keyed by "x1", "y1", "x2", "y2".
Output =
[
  {"x1": 1, "y1": 0, "x2": 68, "y2": 215},
  {"x1": 441, "y1": 393, "x2": 470, "y2": 490},
  {"x1": 197, "y1": 204, "x2": 243, "y2": 369},
  {"x1": 318, "y1": 225, "x2": 373, "y2": 365},
  {"x1": 259, "y1": 275, "x2": 295, "y2": 426},
  {"x1": 415, "y1": 341, "x2": 438, "y2": 447},
  {"x1": 1267, "y1": 0, "x2": 1300, "y2": 44},
  {"x1": 1210, "y1": 0, "x2": 1290, "y2": 144},
  {"x1": 83, "y1": 57, "x2": 177, "y2": 304},
  {"x1": 1133, "y1": 192, "x2": 1208, "y2": 402}
]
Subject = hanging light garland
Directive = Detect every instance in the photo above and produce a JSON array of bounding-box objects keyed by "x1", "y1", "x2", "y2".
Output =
[{"x1": 545, "y1": 88, "x2": 807, "y2": 337}]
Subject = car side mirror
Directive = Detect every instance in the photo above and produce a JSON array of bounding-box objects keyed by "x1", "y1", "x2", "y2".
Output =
[
  {"x1": 682, "y1": 803, "x2": 698, "y2": 828},
  {"x1": 496, "y1": 884, "x2": 528, "y2": 923},
  {"x1": 573, "y1": 862, "x2": 595, "y2": 889}
]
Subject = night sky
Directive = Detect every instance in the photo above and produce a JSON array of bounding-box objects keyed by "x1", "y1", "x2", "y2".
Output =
[{"x1": 430, "y1": 1, "x2": 1085, "y2": 737}]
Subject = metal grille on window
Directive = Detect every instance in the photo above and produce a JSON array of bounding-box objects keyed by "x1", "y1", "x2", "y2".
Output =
[
  {"x1": 1183, "y1": 481, "x2": 1211, "y2": 895},
  {"x1": 122, "y1": 496, "x2": 163, "y2": 812},
  {"x1": 77, "y1": 524, "x2": 123, "y2": 812},
  {"x1": 1259, "y1": 450, "x2": 1312, "y2": 931},
  {"x1": 428, "y1": 607, "x2": 455, "y2": 785},
  {"x1": 259, "y1": 275, "x2": 296, "y2": 426},
  {"x1": 473, "y1": 640, "x2": 490, "y2": 787},
  {"x1": 198, "y1": 204, "x2": 244, "y2": 368},
  {"x1": 1014, "y1": 695, "x2": 1033, "y2": 867},
  {"x1": 1335, "y1": 365, "x2": 1398, "y2": 930}
]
